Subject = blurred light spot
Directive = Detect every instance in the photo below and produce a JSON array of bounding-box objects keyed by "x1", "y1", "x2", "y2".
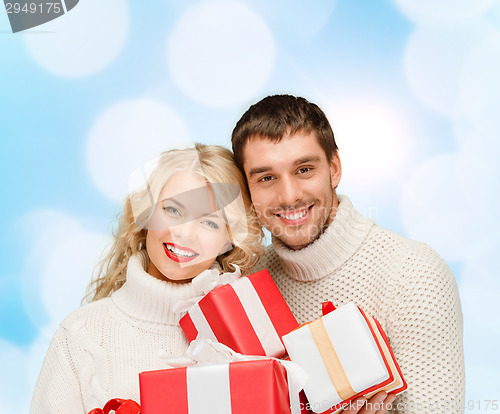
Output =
[
  {"x1": 461, "y1": 236, "x2": 500, "y2": 293},
  {"x1": 393, "y1": 0, "x2": 494, "y2": 23},
  {"x1": 400, "y1": 154, "x2": 495, "y2": 261},
  {"x1": 18, "y1": 210, "x2": 109, "y2": 329},
  {"x1": 0, "y1": 340, "x2": 30, "y2": 413},
  {"x1": 167, "y1": 0, "x2": 275, "y2": 107},
  {"x1": 326, "y1": 100, "x2": 411, "y2": 181},
  {"x1": 19, "y1": 210, "x2": 82, "y2": 329},
  {"x1": 86, "y1": 99, "x2": 191, "y2": 202},
  {"x1": 461, "y1": 271, "x2": 500, "y2": 401},
  {"x1": 251, "y1": 0, "x2": 337, "y2": 42},
  {"x1": 455, "y1": 128, "x2": 500, "y2": 224},
  {"x1": 460, "y1": 33, "x2": 500, "y2": 133},
  {"x1": 27, "y1": 327, "x2": 59, "y2": 387},
  {"x1": 461, "y1": 242, "x2": 500, "y2": 398},
  {"x1": 403, "y1": 20, "x2": 496, "y2": 114},
  {"x1": 42, "y1": 231, "x2": 109, "y2": 324},
  {"x1": 23, "y1": 0, "x2": 129, "y2": 77}
]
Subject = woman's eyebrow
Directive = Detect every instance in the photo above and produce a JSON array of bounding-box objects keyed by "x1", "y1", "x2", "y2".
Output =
[
  {"x1": 161, "y1": 197, "x2": 184, "y2": 208},
  {"x1": 163, "y1": 196, "x2": 224, "y2": 218}
]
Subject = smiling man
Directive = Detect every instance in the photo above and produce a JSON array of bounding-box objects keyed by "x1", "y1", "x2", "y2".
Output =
[
  {"x1": 242, "y1": 131, "x2": 340, "y2": 250},
  {"x1": 231, "y1": 95, "x2": 465, "y2": 414}
]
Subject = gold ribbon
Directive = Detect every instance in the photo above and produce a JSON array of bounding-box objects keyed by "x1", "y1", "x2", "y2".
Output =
[{"x1": 308, "y1": 318, "x2": 355, "y2": 401}]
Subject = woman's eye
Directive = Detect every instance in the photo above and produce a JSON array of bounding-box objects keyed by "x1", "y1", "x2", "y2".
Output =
[
  {"x1": 164, "y1": 206, "x2": 181, "y2": 216},
  {"x1": 202, "y1": 220, "x2": 220, "y2": 229}
]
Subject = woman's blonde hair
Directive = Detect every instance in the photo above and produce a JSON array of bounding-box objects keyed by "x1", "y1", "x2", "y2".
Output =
[{"x1": 85, "y1": 143, "x2": 264, "y2": 303}]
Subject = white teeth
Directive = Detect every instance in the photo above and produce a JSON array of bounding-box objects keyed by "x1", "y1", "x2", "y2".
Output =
[
  {"x1": 166, "y1": 244, "x2": 197, "y2": 257},
  {"x1": 280, "y1": 209, "x2": 307, "y2": 221}
]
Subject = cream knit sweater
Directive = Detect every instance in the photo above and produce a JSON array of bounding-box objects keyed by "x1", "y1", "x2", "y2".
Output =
[
  {"x1": 30, "y1": 251, "x2": 205, "y2": 414},
  {"x1": 253, "y1": 195, "x2": 465, "y2": 414}
]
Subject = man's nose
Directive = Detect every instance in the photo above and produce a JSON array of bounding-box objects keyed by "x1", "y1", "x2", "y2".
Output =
[{"x1": 276, "y1": 175, "x2": 303, "y2": 207}]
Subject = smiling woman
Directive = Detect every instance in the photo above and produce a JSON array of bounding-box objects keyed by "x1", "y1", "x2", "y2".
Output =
[
  {"x1": 145, "y1": 172, "x2": 234, "y2": 282},
  {"x1": 29, "y1": 144, "x2": 264, "y2": 413},
  {"x1": 87, "y1": 144, "x2": 263, "y2": 300}
]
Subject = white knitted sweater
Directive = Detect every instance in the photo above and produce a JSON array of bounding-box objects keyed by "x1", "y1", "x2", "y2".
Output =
[
  {"x1": 30, "y1": 251, "x2": 205, "y2": 413},
  {"x1": 253, "y1": 195, "x2": 465, "y2": 414}
]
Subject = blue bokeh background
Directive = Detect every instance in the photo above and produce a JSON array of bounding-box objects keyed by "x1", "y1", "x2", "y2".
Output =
[{"x1": 1, "y1": 0, "x2": 499, "y2": 411}]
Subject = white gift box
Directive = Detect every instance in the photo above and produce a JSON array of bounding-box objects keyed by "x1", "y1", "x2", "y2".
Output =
[{"x1": 283, "y1": 302, "x2": 406, "y2": 414}]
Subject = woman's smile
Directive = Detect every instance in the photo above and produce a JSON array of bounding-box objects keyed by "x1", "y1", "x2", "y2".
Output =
[{"x1": 163, "y1": 242, "x2": 200, "y2": 263}]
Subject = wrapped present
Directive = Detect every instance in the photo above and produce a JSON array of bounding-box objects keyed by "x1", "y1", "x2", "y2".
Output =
[
  {"x1": 282, "y1": 302, "x2": 407, "y2": 414},
  {"x1": 140, "y1": 339, "x2": 309, "y2": 414},
  {"x1": 179, "y1": 269, "x2": 298, "y2": 358},
  {"x1": 141, "y1": 360, "x2": 292, "y2": 414}
]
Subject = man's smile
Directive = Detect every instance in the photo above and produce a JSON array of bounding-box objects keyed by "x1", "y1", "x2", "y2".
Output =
[{"x1": 274, "y1": 205, "x2": 313, "y2": 226}]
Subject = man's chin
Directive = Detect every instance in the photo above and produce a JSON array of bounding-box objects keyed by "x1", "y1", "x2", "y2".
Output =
[
  {"x1": 265, "y1": 219, "x2": 325, "y2": 250},
  {"x1": 273, "y1": 232, "x2": 320, "y2": 250}
]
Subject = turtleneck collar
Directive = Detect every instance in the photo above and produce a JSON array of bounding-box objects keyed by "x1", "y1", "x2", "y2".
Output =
[
  {"x1": 271, "y1": 195, "x2": 375, "y2": 282},
  {"x1": 111, "y1": 250, "x2": 206, "y2": 325}
]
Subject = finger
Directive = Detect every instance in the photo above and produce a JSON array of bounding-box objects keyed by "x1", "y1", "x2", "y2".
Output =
[
  {"x1": 358, "y1": 392, "x2": 388, "y2": 414},
  {"x1": 340, "y1": 397, "x2": 367, "y2": 414},
  {"x1": 374, "y1": 394, "x2": 397, "y2": 414}
]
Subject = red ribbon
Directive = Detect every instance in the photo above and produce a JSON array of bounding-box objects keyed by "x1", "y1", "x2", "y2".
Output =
[
  {"x1": 88, "y1": 398, "x2": 141, "y2": 414},
  {"x1": 322, "y1": 301, "x2": 336, "y2": 315}
]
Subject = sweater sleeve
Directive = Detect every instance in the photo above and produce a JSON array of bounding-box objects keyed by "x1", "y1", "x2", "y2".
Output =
[
  {"x1": 388, "y1": 243, "x2": 465, "y2": 414},
  {"x1": 30, "y1": 325, "x2": 85, "y2": 414}
]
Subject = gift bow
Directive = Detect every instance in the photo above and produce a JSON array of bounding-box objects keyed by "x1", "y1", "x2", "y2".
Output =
[
  {"x1": 160, "y1": 339, "x2": 308, "y2": 414},
  {"x1": 88, "y1": 398, "x2": 140, "y2": 414},
  {"x1": 322, "y1": 301, "x2": 336, "y2": 315},
  {"x1": 173, "y1": 265, "x2": 241, "y2": 313}
]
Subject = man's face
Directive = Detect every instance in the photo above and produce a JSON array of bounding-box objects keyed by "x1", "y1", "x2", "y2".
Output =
[{"x1": 242, "y1": 131, "x2": 341, "y2": 250}]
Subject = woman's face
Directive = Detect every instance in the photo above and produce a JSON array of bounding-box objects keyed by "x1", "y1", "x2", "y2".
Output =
[{"x1": 146, "y1": 172, "x2": 232, "y2": 283}]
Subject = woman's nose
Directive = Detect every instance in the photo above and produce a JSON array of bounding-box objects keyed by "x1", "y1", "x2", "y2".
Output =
[{"x1": 170, "y1": 219, "x2": 197, "y2": 241}]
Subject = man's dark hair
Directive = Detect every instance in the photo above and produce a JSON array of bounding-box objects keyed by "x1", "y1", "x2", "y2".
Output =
[{"x1": 231, "y1": 94, "x2": 338, "y2": 173}]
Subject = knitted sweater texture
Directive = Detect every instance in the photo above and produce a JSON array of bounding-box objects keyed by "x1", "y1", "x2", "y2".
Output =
[
  {"x1": 30, "y1": 251, "x2": 204, "y2": 413},
  {"x1": 253, "y1": 195, "x2": 465, "y2": 414}
]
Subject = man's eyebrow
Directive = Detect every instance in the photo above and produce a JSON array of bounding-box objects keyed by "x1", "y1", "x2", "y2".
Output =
[
  {"x1": 247, "y1": 156, "x2": 322, "y2": 177},
  {"x1": 248, "y1": 166, "x2": 272, "y2": 177},
  {"x1": 294, "y1": 156, "x2": 321, "y2": 165}
]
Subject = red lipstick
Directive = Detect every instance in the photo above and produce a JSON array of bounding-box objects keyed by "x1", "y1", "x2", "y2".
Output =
[{"x1": 163, "y1": 242, "x2": 199, "y2": 263}]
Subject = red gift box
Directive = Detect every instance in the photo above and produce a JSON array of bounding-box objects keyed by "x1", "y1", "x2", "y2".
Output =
[
  {"x1": 139, "y1": 359, "x2": 308, "y2": 414},
  {"x1": 179, "y1": 269, "x2": 298, "y2": 358}
]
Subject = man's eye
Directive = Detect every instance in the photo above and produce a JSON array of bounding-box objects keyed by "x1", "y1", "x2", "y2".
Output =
[
  {"x1": 259, "y1": 175, "x2": 275, "y2": 182},
  {"x1": 297, "y1": 167, "x2": 311, "y2": 174},
  {"x1": 164, "y1": 206, "x2": 181, "y2": 216}
]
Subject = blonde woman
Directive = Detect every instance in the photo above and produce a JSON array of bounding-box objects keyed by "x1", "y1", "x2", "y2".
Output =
[{"x1": 30, "y1": 144, "x2": 264, "y2": 413}]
